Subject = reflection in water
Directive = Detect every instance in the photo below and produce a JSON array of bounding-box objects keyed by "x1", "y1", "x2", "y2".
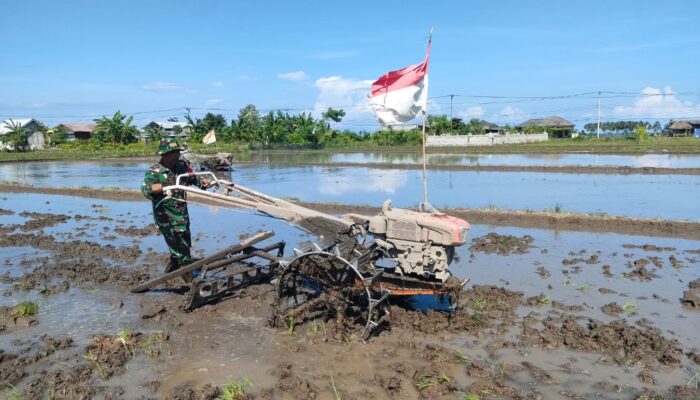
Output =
[
  {"x1": 318, "y1": 169, "x2": 408, "y2": 196},
  {"x1": 234, "y1": 151, "x2": 700, "y2": 168},
  {"x1": 0, "y1": 158, "x2": 698, "y2": 220}
]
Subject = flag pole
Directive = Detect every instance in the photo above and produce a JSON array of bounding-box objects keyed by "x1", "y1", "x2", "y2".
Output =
[
  {"x1": 421, "y1": 27, "x2": 433, "y2": 208},
  {"x1": 421, "y1": 110, "x2": 428, "y2": 206}
]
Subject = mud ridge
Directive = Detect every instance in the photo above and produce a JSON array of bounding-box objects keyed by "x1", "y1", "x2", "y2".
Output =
[{"x1": 3, "y1": 183, "x2": 699, "y2": 240}]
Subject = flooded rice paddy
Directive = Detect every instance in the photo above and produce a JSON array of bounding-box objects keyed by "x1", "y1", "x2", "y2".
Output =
[
  {"x1": 0, "y1": 190, "x2": 698, "y2": 398},
  {"x1": 0, "y1": 158, "x2": 698, "y2": 220}
]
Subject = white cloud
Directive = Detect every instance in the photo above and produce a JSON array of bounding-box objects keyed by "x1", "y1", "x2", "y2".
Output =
[
  {"x1": 492, "y1": 106, "x2": 530, "y2": 123},
  {"x1": 236, "y1": 74, "x2": 253, "y2": 81},
  {"x1": 459, "y1": 106, "x2": 485, "y2": 120},
  {"x1": 612, "y1": 86, "x2": 700, "y2": 119},
  {"x1": 318, "y1": 169, "x2": 408, "y2": 196},
  {"x1": 277, "y1": 71, "x2": 309, "y2": 82},
  {"x1": 313, "y1": 76, "x2": 373, "y2": 124},
  {"x1": 211, "y1": 81, "x2": 224, "y2": 88},
  {"x1": 205, "y1": 99, "x2": 224, "y2": 106},
  {"x1": 140, "y1": 82, "x2": 180, "y2": 91}
]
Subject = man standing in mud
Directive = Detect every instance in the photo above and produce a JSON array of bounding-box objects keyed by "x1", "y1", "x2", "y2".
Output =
[{"x1": 141, "y1": 138, "x2": 210, "y2": 277}]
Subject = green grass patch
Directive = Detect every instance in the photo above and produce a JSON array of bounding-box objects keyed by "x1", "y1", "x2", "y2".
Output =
[
  {"x1": 218, "y1": 377, "x2": 253, "y2": 400},
  {"x1": 16, "y1": 301, "x2": 39, "y2": 316}
]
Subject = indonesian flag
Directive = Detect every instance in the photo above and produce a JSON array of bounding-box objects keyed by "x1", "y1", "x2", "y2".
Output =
[
  {"x1": 368, "y1": 37, "x2": 431, "y2": 127},
  {"x1": 202, "y1": 129, "x2": 216, "y2": 145}
]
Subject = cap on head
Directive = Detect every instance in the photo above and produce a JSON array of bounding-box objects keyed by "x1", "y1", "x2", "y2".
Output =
[{"x1": 157, "y1": 138, "x2": 183, "y2": 155}]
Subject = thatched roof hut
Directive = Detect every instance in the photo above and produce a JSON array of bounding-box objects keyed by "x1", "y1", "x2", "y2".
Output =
[
  {"x1": 669, "y1": 120, "x2": 693, "y2": 136},
  {"x1": 669, "y1": 121, "x2": 692, "y2": 130},
  {"x1": 518, "y1": 116, "x2": 575, "y2": 138}
]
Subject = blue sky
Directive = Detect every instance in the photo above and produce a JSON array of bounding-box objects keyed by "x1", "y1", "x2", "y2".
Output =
[{"x1": 2, "y1": 0, "x2": 699, "y2": 130}]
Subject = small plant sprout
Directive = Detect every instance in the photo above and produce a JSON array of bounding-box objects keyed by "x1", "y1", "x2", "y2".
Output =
[
  {"x1": 16, "y1": 301, "x2": 39, "y2": 316},
  {"x1": 144, "y1": 332, "x2": 168, "y2": 358},
  {"x1": 330, "y1": 374, "x2": 341, "y2": 400},
  {"x1": 219, "y1": 377, "x2": 253, "y2": 400},
  {"x1": 553, "y1": 203, "x2": 563, "y2": 213},
  {"x1": 539, "y1": 295, "x2": 552, "y2": 305},
  {"x1": 308, "y1": 320, "x2": 319, "y2": 336},
  {"x1": 286, "y1": 316, "x2": 296, "y2": 335},
  {"x1": 455, "y1": 350, "x2": 472, "y2": 364},
  {"x1": 623, "y1": 301, "x2": 638, "y2": 314},
  {"x1": 83, "y1": 350, "x2": 106, "y2": 379},
  {"x1": 438, "y1": 372, "x2": 451, "y2": 383},
  {"x1": 2, "y1": 384, "x2": 23, "y2": 400},
  {"x1": 462, "y1": 393, "x2": 481, "y2": 400},
  {"x1": 576, "y1": 283, "x2": 591, "y2": 292},
  {"x1": 473, "y1": 298, "x2": 487, "y2": 311},
  {"x1": 415, "y1": 376, "x2": 437, "y2": 390}
]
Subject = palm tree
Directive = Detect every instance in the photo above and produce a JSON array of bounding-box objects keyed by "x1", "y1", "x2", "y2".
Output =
[
  {"x1": 93, "y1": 111, "x2": 138, "y2": 146},
  {"x1": 3, "y1": 120, "x2": 29, "y2": 151}
]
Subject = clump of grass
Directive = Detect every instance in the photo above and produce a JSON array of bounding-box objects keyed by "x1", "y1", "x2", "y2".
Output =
[
  {"x1": 43, "y1": 386, "x2": 55, "y2": 400},
  {"x1": 539, "y1": 295, "x2": 552, "y2": 305},
  {"x1": 2, "y1": 384, "x2": 23, "y2": 400},
  {"x1": 83, "y1": 350, "x2": 106, "y2": 380},
  {"x1": 623, "y1": 301, "x2": 638, "y2": 314},
  {"x1": 118, "y1": 327, "x2": 134, "y2": 342},
  {"x1": 144, "y1": 332, "x2": 168, "y2": 358},
  {"x1": 472, "y1": 298, "x2": 487, "y2": 311},
  {"x1": 16, "y1": 301, "x2": 39, "y2": 316},
  {"x1": 576, "y1": 283, "x2": 591, "y2": 292},
  {"x1": 218, "y1": 377, "x2": 253, "y2": 400},
  {"x1": 462, "y1": 393, "x2": 481, "y2": 400},
  {"x1": 455, "y1": 350, "x2": 472, "y2": 364},
  {"x1": 415, "y1": 376, "x2": 438, "y2": 390}
]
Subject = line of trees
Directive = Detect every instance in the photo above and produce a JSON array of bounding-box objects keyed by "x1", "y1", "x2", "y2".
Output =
[{"x1": 582, "y1": 120, "x2": 664, "y2": 135}]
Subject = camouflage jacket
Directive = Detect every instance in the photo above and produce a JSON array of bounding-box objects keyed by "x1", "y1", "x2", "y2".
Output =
[{"x1": 141, "y1": 160, "x2": 202, "y2": 228}]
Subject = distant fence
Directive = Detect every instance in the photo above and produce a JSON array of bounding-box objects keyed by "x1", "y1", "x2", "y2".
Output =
[{"x1": 426, "y1": 132, "x2": 548, "y2": 147}]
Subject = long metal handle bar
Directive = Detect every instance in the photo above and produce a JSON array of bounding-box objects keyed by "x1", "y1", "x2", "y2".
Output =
[{"x1": 162, "y1": 173, "x2": 354, "y2": 231}]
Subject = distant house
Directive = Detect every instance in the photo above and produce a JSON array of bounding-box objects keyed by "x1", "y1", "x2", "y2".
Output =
[
  {"x1": 0, "y1": 118, "x2": 46, "y2": 150},
  {"x1": 518, "y1": 116, "x2": 576, "y2": 138},
  {"x1": 58, "y1": 123, "x2": 97, "y2": 141},
  {"x1": 669, "y1": 120, "x2": 700, "y2": 137},
  {"x1": 143, "y1": 121, "x2": 192, "y2": 138}
]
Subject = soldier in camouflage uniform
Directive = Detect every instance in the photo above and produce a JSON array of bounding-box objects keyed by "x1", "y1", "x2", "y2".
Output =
[{"x1": 141, "y1": 138, "x2": 210, "y2": 274}]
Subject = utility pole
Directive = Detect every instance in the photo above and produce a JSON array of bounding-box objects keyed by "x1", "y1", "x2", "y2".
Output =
[
  {"x1": 596, "y1": 91, "x2": 601, "y2": 139},
  {"x1": 449, "y1": 94, "x2": 454, "y2": 135}
]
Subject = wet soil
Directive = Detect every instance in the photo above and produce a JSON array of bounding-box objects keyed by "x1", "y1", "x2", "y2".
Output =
[
  {"x1": 468, "y1": 233, "x2": 534, "y2": 255},
  {"x1": 1, "y1": 189, "x2": 699, "y2": 399},
  {"x1": 681, "y1": 278, "x2": 700, "y2": 311}
]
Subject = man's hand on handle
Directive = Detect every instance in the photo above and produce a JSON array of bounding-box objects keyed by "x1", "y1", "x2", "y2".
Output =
[{"x1": 151, "y1": 183, "x2": 163, "y2": 195}]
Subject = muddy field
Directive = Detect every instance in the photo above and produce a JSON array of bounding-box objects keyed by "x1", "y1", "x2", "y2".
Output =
[{"x1": 0, "y1": 190, "x2": 699, "y2": 399}]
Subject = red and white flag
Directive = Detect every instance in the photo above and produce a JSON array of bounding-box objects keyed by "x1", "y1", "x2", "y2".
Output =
[
  {"x1": 368, "y1": 36, "x2": 431, "y2": 127},
  {"x1": 202, "y1": 129, "x2": 216, "y2": 145}
]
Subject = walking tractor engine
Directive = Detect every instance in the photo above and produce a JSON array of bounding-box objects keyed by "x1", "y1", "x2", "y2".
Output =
[
  {"x1": 131, "y1": 172, "x2": 472, "y2": 340},
  {"x1": 346, "y1": 199, "x2": 470, "y2": 282}
]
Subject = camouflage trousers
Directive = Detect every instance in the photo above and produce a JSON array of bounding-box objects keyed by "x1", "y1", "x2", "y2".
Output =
[{"x1": 156, "y1": 219, "x2": 192, "y2": 269}]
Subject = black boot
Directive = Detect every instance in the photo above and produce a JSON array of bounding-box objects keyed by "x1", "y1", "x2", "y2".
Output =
[{"x1": 164, "y1": 257, "x2": 180, "y2": 273}]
